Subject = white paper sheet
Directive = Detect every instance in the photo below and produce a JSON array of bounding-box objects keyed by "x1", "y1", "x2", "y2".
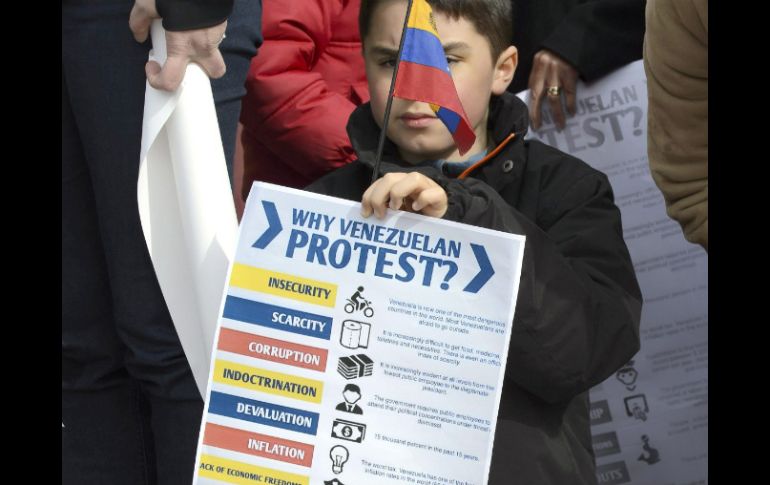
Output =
[
  {"x1": 192, "y1": 182, "x2": 526, "y2": 485},
  {"x1": 137, "y1": 20, "x2": 238, "y2": 397},
  {"x1": 519, "y1": 61, "x2": 708, "y2": 485}
]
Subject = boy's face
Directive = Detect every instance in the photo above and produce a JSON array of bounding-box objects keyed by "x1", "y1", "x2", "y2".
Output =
[{"x1": 364, "y1": 0, "x2": 514, "y2": 163}]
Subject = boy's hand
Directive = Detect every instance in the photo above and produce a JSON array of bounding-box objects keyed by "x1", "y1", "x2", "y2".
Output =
[{"x1": 361, "y1": 172, "x2": 448, "y2": 219}]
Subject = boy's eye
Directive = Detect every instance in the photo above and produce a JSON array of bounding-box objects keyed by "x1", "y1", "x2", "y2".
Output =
[
  {"x1": 446, "y1": 57, "x2": 459, "y2": 65},
  {"x1": 379, "y1": 59, "x2": 396, "y2": 68}
]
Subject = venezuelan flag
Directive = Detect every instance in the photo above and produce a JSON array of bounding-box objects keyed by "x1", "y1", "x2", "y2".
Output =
[{"x1": 394, "y1": 0, "x2": 476, "y2": 155}]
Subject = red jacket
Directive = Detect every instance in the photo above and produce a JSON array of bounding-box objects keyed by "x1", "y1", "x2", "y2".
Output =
[{"x1": 240, "y1": 0, "x2": 369, "y2": 195}]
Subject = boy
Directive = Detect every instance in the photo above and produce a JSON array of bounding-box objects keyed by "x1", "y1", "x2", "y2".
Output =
[{"x1": 306, "y1": 1, "x2": 642, "y2": 483}]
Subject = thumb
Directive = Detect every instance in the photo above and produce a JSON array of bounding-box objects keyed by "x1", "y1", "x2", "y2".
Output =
[
  {"x1": 145, "y1": 56, "x2": 187, "y2": 92},
  {"x1": 128, "y1": 4, "x2": 152, "y2": 43}
]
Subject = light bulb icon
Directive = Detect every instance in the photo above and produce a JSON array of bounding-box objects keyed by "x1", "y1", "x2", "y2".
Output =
[{"x1": 329, "y1": 445, "x2": 349, "y2": 474}]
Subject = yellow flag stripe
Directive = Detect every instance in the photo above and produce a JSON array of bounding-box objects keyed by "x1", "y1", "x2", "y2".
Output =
[{"x1": 407, "y1": 0, "x2": 439, "y2": 36}]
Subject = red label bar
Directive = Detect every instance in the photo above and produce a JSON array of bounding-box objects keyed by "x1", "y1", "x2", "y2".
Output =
[
  {"x1": 203, "y1": 423, "x2": 314, "y2": 467},
  {"x1": 218, "y1": 327, "x2": 328, "y2": 371}
]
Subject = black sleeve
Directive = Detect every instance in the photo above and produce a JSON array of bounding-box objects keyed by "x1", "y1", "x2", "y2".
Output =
[
  {"x1": 541, "y1": 0, "x2": 646, "y2": 82},
  {"x1": 157, "y1": 0, "x2": 235, "y2": 31},
  {"x1": 437, "y1": 172, "x2": 642, "y2": 404}
]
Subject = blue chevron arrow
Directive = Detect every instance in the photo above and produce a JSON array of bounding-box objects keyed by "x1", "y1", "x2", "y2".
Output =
[
  {"x1": 463, "y1": 243, "x2": 495, "y2": 293},
  {"x1": 252, "y1": 200, "x2": 283, "y2": 249}
]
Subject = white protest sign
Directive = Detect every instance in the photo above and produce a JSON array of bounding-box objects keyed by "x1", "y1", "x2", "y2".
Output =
[
  {"x1": 519, "y1": 61, "x2": 708, "y2": 485},
  {"x1": 193, "y1": 182, "x2": 525, "y2": 485}
]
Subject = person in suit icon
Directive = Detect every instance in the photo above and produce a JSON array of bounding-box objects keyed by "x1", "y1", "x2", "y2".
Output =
[{"x1": 336, "y1": 384, "x2": 363, "y2": 414}]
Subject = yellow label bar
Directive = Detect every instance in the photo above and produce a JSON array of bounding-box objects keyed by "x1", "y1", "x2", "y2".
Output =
[
  {"x1": 230, "y1": 264, "x2": 337, "y2": 308},
  {"x1": 198, "y1": 454, "x2": 309, "y2": 485},
  {"x1": 214, "y1": 360, "x2": 323, "y2": 404}
]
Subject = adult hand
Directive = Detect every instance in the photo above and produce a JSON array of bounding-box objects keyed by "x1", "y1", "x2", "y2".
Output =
[
  {"x1": 129, "y1": 0, "x2": 227, "y2": 92},
  {"x1": 528, "y1": 49, "x2": 579, "y2": 130},
  {"x1": 361, "y1": 172, "x2": 448, "y2": 219}
]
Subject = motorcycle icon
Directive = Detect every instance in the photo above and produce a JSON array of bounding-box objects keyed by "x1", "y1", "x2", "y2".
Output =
[{"x1": 344, "y1": 298, "x2": 374, "y2": 317}]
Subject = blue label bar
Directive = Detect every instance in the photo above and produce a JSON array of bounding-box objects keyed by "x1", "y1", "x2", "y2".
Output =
[
  {"x1": 208, "y1": 391, "x2": 319, "y2": 435},
  {"x1": 223, "y1": 296, "x2": 332, "y2": 340}
]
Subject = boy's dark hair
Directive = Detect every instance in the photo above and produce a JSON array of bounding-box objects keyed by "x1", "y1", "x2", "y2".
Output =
[{"x1": 359, "y1": 0, "x2": 512, "y2": 61}]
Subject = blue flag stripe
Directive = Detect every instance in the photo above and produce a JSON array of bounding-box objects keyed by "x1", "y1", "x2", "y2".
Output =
[
  {"x1": 434, "y1": 106, "x2": 461, "y2": 133},
  {"x1": 401, "y1": 28, "x2": 450, "y2": 74}
]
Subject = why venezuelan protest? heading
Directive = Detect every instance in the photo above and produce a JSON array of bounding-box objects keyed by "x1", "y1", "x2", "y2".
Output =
[{"x1": 283, "y1": 209, "x2": 463, "y2": 289}]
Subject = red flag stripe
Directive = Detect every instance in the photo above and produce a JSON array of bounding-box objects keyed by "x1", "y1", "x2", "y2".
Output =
[
  {"x1": 452, "y1": 115, "x2": 477, "y2": 154},
  {"x1": 394, "y1": 61, "x2": 469, "y2": 122}
]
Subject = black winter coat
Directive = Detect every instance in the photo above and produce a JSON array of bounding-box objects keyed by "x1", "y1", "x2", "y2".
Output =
[
  {"x1": 307, "y1": 92, "x2": 642, "y2": 485},
  {"x1": 157, "y1": 0, "x2": 234, "y2": 31}
]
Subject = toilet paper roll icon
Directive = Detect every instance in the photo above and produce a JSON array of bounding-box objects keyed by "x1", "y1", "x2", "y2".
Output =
[{"x1": 340, "y1": 320, "x2": 371, "y2": 349}]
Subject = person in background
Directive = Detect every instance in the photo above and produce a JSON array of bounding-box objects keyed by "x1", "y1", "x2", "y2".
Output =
[
  {"x1": 239, "y1": 0, "x2": 369, "y2": 197},
  {"x1": 506, "y1": 0, "x2": 645, "y2": 130},
  {"x1": 644, "y1": 0, "x2": 708, "y2": 251},
  {"x1": 62, "y1": 1, "x2": 260, "y2": 483}
]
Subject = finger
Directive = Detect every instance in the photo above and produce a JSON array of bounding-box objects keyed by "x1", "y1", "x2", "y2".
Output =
[
  {"x1": 528, "y1": 61, "x2": 547, "y2": 129},
  {"x1": 195, "y1": 47, "x2": 227, "y2": 79},
  {"x1": 146, "y1": 55, "x2": 188, "y2": 92},
  {"x1": 145, "y1": 60, "x2": 161, "y2": 84},
  {"x1": 411, "y1": 186, "x2": 447, "y2": 217},
  {"x1": 563, "y1": 78, "x2": 577, "y2": 116},
  {"x1": 128, "y1": 6, "x2": 152, "y2": 43},
  {"x1": 411, "y1": 186, "x2": 442, "y2": 211},
  {"x1": 388, "y1": 190, "x2": 405, "y2": 212},
  {"x1": 367, "y1": 175, "x2": 400, "y2": 219},
  {"x1": 547, "y1": 92, "x2": 565, "y2": 130},
  {"x1": 388, "y1": 173, "x2": 432, "y2": 211},
  {"x1": 529, "y1": 89, "x2": 543, "y2": 129},
  {"x1": 361, "y1": 184, "x2": 376, "y2": 218},
  {"x1": 546, "y1": 70, "x2": 565, "y2": 130}
]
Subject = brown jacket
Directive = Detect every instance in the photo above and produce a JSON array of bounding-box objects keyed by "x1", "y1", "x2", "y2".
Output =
[{"x1": 644, "y1": 0, "x2": 708, "y2": 250}]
